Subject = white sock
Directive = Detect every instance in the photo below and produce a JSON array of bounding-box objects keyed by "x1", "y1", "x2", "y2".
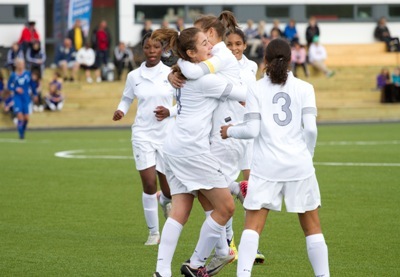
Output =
[
  {"x1": 142, "y1": 192, "x2": 159, "y2": 234},
  {"x1": 226, "y1": 217, "x2": 234, "y2": 241},
  {"x1": 156, "y1": 218, "x2": 183, "y2": 277},
  {"x1": 159, "y1": 191, "x2": 171, "y2": 206},
  {"x1": 237, "y1": 229, "x2": 259, "y2": 277},
  {"x1": 190, "y1": 215, "x2": 225, "y2": 268},
  {"x1": 306, "y1": 234, "x2": 330, "y2": 277},
  {"x1": 229, "y1": 181, "x2": 240, "y2": 196},
  {"x1": 215, "y1": 226, "x2": 229, "y2": 256},
  {"x1": 204, "y1": 210, "x2": 212, "y2": 218}
]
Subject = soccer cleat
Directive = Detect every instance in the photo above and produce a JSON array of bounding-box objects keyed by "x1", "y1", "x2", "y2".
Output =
[
  {"x1": 238, "y1": 180, "x2": 248, "y2": 203},
  {"x1": 180, "y1": 263, "x2": 209, "y2": 277},
  {"x1": 254, "y1": 250, "x2": 265, "y2": 264},
  {"x1": 206, "y1": 248, "x2": 236, "y2": 276},
  {"x1": 153, "y1": 273, "x2": 162, "y2": 277},
  {"x1": 161, "y1": 202, "x2": 172, "y2": 219},
  {"x1": 145, "y1": 232, "x2": 160, "y2": 245},
  {"x1": 227, "y1": 238, "x2": 238, "y2": 262}
]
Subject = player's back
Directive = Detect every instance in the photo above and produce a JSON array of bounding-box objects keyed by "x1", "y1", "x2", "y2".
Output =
[{"x1": 251, "y1": 72, "x2": 316, "y2": 181}]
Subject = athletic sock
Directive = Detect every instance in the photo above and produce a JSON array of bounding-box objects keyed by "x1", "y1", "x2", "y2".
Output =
[
  {"x1": 226, "y1": 217, "x2": 234, "y2": 242},
  {"x1": 156, "y1": 218, "x2": 183, "y2": 277},
  {"x1": 237, "y1": 229, "x2": 259, "y2": 277},
  {"x1": 190, "y1": 215, "x2": 225, "y2": 268},
  {"x1": 159, "y1": 191, "x2": 171, "y2": 206},
  {"x1": 17, "y1": 120, "x2": 24, "y2": 139},
  {"x1": 22, "y1": 120, "x2": 28, "y2": 131},
  {"x1": 214, "y1": 225, "x2": 229, "y2": 257},
  {"x1": 306, "y1": 233, "x2": 330, "y2": 277},
  {"x1": 142, "y1": 192, "x2": 159, "y2": 234}
]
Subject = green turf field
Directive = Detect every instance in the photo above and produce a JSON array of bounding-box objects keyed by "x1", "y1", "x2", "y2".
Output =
[{"x1": 1, "y1": 123, "x2": 400, "y2": 276}]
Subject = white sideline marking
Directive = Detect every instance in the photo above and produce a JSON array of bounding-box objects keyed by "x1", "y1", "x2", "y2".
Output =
[
  {"x1": 318, "y1": 140, "x2": 400, "y2": 146},
  {"x1": 55, "y1": 149, "x2": 133, "y2": 160},
  {"x1": 0, "y1": 138, "x2": 26, "y2": 143},
  {"x1": 315, "y1": 162, "x2": 400, "y2": 167}
]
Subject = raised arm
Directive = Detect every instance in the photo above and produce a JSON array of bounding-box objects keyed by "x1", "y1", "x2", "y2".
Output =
[{"x1": 178, "y1": 56, "x2": 222, "y2": 79}]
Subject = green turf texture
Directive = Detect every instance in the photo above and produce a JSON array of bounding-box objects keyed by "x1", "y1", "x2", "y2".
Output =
[{"x1": 1, "y1": 123, "x2": 399, "y2": 276}]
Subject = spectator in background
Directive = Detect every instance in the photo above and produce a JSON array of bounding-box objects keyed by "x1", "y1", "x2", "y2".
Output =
[
  {"x1": 161, "y1": 20, "x2": 170, "y2": 29},
  {"x1": 244, "y1": 19, "x2": 260, "y2": 58},
  {"x1": 0, "y1": 71, "x2": 4, "y2": 102},
  {"x1": 44, "y1": 82, "x2": 64, "y2": 111},
  {"x1": 175, "y1": 17, "x2": 185, "y2": 32},
  {"x1": 308, "y1": 36, "x2": 335, "y2": 78},
  {"x1": 376, "y1": 67, "x2": 390, "y2": 91},
  {"x1": 68, "y1": 19, "x2": 86, "y2": 51},
  {"x1": 392, "y1": 67, "x2": 400, "y2": 101},
  {"x1": 31, "y1": 70, "x2": 44, "y2": 112},
  {"x1": 26, "y1": 40, "x2": 46, "y2": 78},
  {"x1": 284, "y1": 19, "x2": 299, "y2": 43},
  {"x1": 141, "y1": 20, "x2": 153, "y2": 38},
  {"x1": 6, "y1": 42, "x2": 24, "y2": 73},
  {"x1": 92, "y1": 20, "x2": 112, "y2": 83},
  {"x1": 306, "y1": 16, "x2": 320, "y2": 47},
  {"x1": 54, "y1": 38, "x2": 79, "y2": 81},
  {"x1": 2, "y1": 89, "x2": 14, "y2": 121},
  {"x1": 270, "y1": 19, "x2": 283, "y2": 38},
  {"x1": 113, "y1": 42, "x2": 134, "y2": 80},
  {"x1": 291, "y1": 41, "x2": 309, "y2": 78},
  {"x1": 374, "y1": 17, "x2": 400, "y2": 52},
  {"x1": 18, "y1": 21, "x2": 40, "y2": 54},
  {"x1": 76, "y1": 41, "x2": 98, "y2": 83},
  {"x1": 50, "y1": 72, "x2": 63, "y2": 92}
]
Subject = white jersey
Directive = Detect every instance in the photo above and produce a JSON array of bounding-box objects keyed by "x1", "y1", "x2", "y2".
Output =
[
  {"x1": 245, "y1": 71, "x2": 317, "y2": 181},
  {"x1": 163, "y1": 74, "x2": 233, "y2": 157},
  {"x1": 117, "y1": 61, "x2": 175, "y2": 144},
  {"x1": 238, "y1": 55, "x2": 258, "y2": 85}
]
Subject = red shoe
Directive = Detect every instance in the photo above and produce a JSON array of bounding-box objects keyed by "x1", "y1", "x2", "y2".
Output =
[{"x1": 239, "y1": 180, "x2": 248, "y2": 198}]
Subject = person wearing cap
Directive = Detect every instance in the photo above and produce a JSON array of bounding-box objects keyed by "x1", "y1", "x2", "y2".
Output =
[
  {"x1": 18, "y1": 21, "x2": 40, "y2": 54},
  {"x1": 308, "y1": 36, "x2": 335, "y2": 78}
]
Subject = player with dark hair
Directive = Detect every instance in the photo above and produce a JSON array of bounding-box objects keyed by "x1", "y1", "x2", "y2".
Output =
[{"x1": 221, "y1": 38, "x2": 330, "y2": 277}]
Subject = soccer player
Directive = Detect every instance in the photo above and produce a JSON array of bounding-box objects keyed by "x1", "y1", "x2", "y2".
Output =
[
  {"x1": 7, "y1": 58, "x2": 37, "y2": 139},
  {"x1": 112, "y1": 32, "x2": 175, "y2": 246},
  {"x1": 220, "y1": 38, "x2": 330, "y2": 277},
  {"x1": 150, "y1": 27, "x2": 246, "y2": 277},
  {"x1": 225, "y1": 27, "x2": 266, "y2": 265}
]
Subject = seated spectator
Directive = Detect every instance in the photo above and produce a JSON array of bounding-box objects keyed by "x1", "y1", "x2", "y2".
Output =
[
  {"x1": 141, "y1": 20, "x2": 153, "y2": 38},
  {"x1": 54, "y1": 38, "x2": 79, "y2": 81},
  {"x1": 31, "y1": 71, "x2": 44, "y2": 112},
  {"x1": 6, "y1": 42, "x2": 24, "y2": 73},
  {"x1": 161, "y1": 20, "x2": 170, "y2": 29},
  {"x1": 244, "y1": 19, "x2": 261, "y2": 58},
  {"x1": 374, "y1": 17, "x2": 400, "y2": 52},
  {"x1": 113, "y1": 42, "x2": 134, "y2": 80},
  {"x1": 306, "y1": 16, "x2": 320, "y2": 47},
  {"x1": 270, "y1": 28, "x2": 281, "y2": 40},
  {"x1": 18, "y1": 21, "x2": 40, "y2": 54},
  {"x1": 377, "y1": 67, "x2": 391, "y2": 90},
  {"x1": 284, "y1": 19, "x2": 299, "y2": 43},
  {"x1": 44, "y1": 82, "x2": 64, "y2": 111},
  {"x1": 50, "y1": 72, "x2": 63, "y2": 91},
  {"x1": 0, "y1": 70, "x2": 4, "y2": 102},
  {"x1": 26, "y1": 40, "x2": 46, "y2": 78},
  {"x1": 76, "y1": 42, "x2": 98, "y2": 83},
  {"x1": 308, "y1": 36, "x2": 335, "y2": 78},
  {"x1": 392, "y1": 67, "x2": 400, "y2": 102},
  {"x1": 2, "y1": 89, "x2": 15, "y2": 120},
  {"x1": 291, "y1": 41, "x2": 309, "y2": 78},
  {"x1": 270, "y1": 19, "x2": 283, "y2": 38}
]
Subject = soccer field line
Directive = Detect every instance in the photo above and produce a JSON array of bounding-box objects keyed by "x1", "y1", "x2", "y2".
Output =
[
  {"x1": 54, "y1": 149, "x2": 400, "y2": 167},
  {"x1": 317, "y1": 140, "x2": 400, "y2": 146},
  {"x1": 54, "y1": 149, "x2": 133, "y2": 160}
]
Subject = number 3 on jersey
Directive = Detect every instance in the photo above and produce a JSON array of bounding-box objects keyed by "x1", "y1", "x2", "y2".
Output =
[{"x1": 273, "y1": 92, "x2": 292, "y2": 126}]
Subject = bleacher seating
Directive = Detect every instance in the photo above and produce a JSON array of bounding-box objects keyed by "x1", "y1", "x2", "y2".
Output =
[{"x1": 1, "y1": 42, "x2": 400, "y2": 130}]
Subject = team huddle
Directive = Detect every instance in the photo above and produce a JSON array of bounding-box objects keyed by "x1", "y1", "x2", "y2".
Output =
[{"x1": 113, "y1": 11, "x2": 330, "y2": 277}]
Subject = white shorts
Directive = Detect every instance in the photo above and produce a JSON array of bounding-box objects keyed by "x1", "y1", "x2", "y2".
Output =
[
  {"x1": 164, "y1": 153, "x2": 229, "y2": 196},
  {"x1": 132, "y1": 140, "x2": 165, "y2": 173},
  {"x1": 243, "y1": 174, "x2": 321, "y2": 213},
  {"x1": 210, "y1": 137, "x2": 249, "y2": 181}
]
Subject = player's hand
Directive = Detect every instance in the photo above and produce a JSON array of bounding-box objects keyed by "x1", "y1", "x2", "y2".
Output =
[
  {"x1": 168, "y1": 72, "x2": 185, "y2": 88},
  {"x1": 220, "y1": 125, "x2": 232, "y2": 139},
  {"x1": 154, "y1": 106, "x2": 170, "y2": 121},
  {"x1": 112, "y1": 110, "x2": 124, "y2": 121},
  {"x1": 33, "y1": 96, "x2": 39, "y2": 104},
  {"x1": 16, "y1": 87, "x2": 23, "y2": 94}
]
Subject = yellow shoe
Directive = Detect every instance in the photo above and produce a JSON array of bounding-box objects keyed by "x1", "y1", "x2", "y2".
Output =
[
  {"x1": 227, "y1": 237, "x2": 238, "y2": 262},
  {"x1": 254, "y1": 250, "x2": 265, "y2": 264}
]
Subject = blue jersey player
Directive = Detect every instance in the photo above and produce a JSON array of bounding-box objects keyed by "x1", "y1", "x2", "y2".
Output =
[{"x1": 7, "y1": 59, "x2": 38, "y2": 139}]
